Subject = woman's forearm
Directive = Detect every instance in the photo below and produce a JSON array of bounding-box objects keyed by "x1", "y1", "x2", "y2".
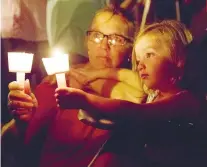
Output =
[
  {"x1": 87, "y1": 78, "x2": 146, "y2": 103},
  {"x1": 1, "y1": 119, "x2": 28, "y2": 143},
  {"x1": 94, "y1": 68, "x2": 142, "y2": 90}
]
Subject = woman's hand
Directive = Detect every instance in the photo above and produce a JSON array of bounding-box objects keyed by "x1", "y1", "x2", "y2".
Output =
[
  {"x1": 55, "y1": 87, "x2": 86, "y2": 109},
  {"x1": 69, "y1": 68, "x2": 101, "y2": 87},
  {"x1": 8, "y1": 80, "x2": 38, "y2": 122}
]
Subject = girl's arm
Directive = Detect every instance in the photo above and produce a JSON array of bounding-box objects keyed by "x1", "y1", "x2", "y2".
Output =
[{"x1": 82, "y1": 91, "x2": 200, "y2": 122}]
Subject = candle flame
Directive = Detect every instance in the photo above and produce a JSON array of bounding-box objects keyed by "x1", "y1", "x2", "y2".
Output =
[{"x1": 52, "y1": 48, "x2": 64, "y2": 58}]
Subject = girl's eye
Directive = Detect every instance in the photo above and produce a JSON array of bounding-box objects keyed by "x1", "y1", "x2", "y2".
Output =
[
  {"x1": 136, "y1": 60, "x2": 140, "y2": 65},
  {"x1": 145, "y1": 53, "x2": 154, "y2": 58}
]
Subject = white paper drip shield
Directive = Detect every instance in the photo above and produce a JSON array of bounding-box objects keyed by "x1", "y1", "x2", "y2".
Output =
[
  {"x1": 42, "y1": 54, "x2": 69, "y2": 75},
  {"x1": 8, "y1": 52, "x2": 34, "y2": 73}
]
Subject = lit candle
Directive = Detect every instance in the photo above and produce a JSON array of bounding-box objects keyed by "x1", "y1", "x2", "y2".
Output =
[
  {"x1": 42, "y1": 49, "x2": 69, "y2": 88},
  {"x1": 8, "y1": 52, "x2": 34, "y2": 88},
  {"x1": 55, "y1": 73, "x2": 67, "y2": 88}
]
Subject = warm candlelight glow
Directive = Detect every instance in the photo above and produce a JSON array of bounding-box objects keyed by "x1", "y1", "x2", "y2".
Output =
[
  {"x1": 42, "y1": 49, "x2": 69, "y2": 87},
  {"x1": 52, "y1": 48, "x2": 64, "y2": 58}
]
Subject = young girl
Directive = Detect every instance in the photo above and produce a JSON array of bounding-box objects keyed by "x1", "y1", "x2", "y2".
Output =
[
  {"x1": 55, "y1": 20, "x2": 207, "y2": 166},
  {"x1": 56, "y1": 20, "x2": 197, "y2": 120}
]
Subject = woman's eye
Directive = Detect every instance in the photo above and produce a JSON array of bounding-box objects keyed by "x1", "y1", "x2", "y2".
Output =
[{"x1": 92, "y1": 32, "x2": 102, "y2": 38}]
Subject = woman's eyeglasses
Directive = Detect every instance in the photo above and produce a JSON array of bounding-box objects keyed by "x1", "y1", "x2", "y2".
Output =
[{"x1": 86, "y1": 31, "x2": 133, "y2": 46}]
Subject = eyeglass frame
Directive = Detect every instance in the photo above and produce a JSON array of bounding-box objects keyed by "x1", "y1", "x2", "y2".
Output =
[{"x1": 86, "y1": 30, "x2": 133, "y2": 46}]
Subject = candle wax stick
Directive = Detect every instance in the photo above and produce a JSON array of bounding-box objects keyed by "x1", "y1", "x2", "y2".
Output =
[
  {"x1": 56, "y1": 73, "x2": 66, "y2": 88},
  {"x1": 17, "y1": 72, "x2": 25, "y2": 88}
]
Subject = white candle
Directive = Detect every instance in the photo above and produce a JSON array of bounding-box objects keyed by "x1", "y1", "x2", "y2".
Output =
[
  {"x1": 16, "y1": 72, "x2": 25, "y2": 88},
  {"x1": 8, "y1": 52, "x2": 34, "y2": 88},
  {"x1": 42, "y1": 50, "x2": 69, "y2": 88},
  {"x1": 56, "y1": 73, "x2": 67, "y2": 88}
]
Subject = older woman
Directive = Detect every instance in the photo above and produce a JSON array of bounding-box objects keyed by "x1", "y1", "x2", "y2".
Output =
[{"x1": 6, "y1": 6, "x2": 144, "y2": 167}]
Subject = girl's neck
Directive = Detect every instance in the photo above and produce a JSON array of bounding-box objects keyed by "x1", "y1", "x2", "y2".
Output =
[{"x1": 155, "y1": 86, "x2": 183, "y2": 101}]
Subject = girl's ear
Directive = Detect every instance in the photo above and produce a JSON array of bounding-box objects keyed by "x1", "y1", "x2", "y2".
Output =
[
  {"x1": 177, "y1": 60, "x2": 184, "y2": 69},
  {"x1": 131, "y1": 47, "x2": 137, "y2": 71}
]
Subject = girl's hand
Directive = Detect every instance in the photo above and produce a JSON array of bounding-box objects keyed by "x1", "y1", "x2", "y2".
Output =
[{"x1": 55, "y1": 87, "x2": 86, "y2": 109}]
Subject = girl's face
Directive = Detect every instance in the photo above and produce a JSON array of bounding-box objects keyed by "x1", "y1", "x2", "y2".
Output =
[
  {"x1": 87, "y1": 11, "x2": 133, "y2": 69},
  {"x1": 135, "y1": 34, "x2": 176, "y2": 90}
]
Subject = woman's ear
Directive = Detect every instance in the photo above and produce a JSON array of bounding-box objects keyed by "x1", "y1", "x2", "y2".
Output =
[
  {"x1": 84, "y1": 35, "x2": 88, "y2": 49},
  {"x1": 84, "y1": 35, "x2": 90, "y2": 56}
]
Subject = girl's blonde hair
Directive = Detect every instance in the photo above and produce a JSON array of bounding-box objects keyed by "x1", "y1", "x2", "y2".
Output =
[{"x1": 132, "y1": 20, "x2": 193, "y2": 72}]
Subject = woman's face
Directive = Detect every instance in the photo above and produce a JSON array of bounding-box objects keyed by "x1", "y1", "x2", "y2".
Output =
[
  {"x1": 135, "y1": 34, "x2": 175, "y2": 90},
  {"x1": 87, "y1": 11, "x2": 133, "y2": 69}
]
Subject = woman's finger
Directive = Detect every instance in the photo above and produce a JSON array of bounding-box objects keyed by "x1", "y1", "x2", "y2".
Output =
[
  {"x1": 8, "y1": 90, "x2": 33, "y2": 102},
  {"x1": 24, "y1": 79, "x2": 32, "y2": 95},
  {"x1": 14, "y1": 108, "x2": 33, "y2": 115},
  {"x1": 9, "y1": 100, "x2": 34, "y2": 109},
  {"x1": 8, "y1": 81, "x2": 24, "y2": 91}
]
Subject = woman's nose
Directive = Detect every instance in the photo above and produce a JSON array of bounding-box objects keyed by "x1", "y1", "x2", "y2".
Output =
[{"x1": 100, "y1": 36, "x2": 110, "y2": 50}]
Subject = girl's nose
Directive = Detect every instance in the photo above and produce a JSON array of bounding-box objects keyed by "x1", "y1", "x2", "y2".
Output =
[{"x1": 137, "y1": 61, "x2": 146, "y2": 72}]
